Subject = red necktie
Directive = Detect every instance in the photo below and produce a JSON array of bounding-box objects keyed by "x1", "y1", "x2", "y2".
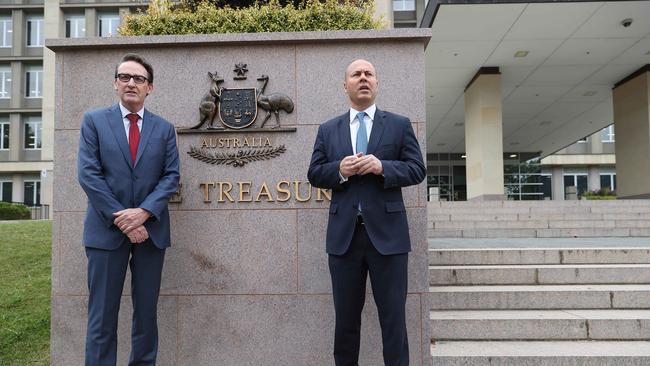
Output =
[{"x1": 127, "y1": 113, "x2": 140, "y2": 164}]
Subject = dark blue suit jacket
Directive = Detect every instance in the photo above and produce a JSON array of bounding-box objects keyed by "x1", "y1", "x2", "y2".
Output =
[
  {"x1": 77, "y1": 104, "x2": 180, "y2": 250},
  {"x1": 308, "y1": 109, "x2": 426, "y2": 255}
]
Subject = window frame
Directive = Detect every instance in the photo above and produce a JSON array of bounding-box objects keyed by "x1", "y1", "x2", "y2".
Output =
[
  {"x1": 65, "y1": 15, "x2": 86, "y2": 38},
  {"x1": 393, "y1": 0, "x2": 415, "y2": 11},
  {"x1": 23, "y1": 117, "x2": 42, "y2": 150},
  {"x1": 25, "y1": 66, "x2": 43, "y2": 98},
  {"x1": 23, "y1": 179, "x2": 40, "y2": 206},
  {"x1": 26, "y1": 16, "x2": 43, "y2": 47},
  {"x1": 0, "y1": 180, "x2": 12, "y2": 202},
  {"x1": 98, "y1": 14, "x2": 120, "y2": 37},
  {"x1": 0, "y1": 120, "x2": 9, "y2": 150},
  {"x1": 601, "y1": 125, "x2": 615, "y2": 143},
  {"x1": 0, "y1": 17, "x2": 12, "y2": 48},
  {"x1": 0, "y1": 66, "x2": 12, "y2": 99}
]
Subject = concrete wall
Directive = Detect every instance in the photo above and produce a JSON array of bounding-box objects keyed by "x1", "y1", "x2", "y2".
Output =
[{"x1": 47, "y1": 30, "x2": 431, "y2": 365}]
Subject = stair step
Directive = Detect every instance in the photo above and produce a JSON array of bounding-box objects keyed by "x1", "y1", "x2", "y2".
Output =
[
  {"x1": 428, "y1": 285, "x2": 650, "y2": 310},
  {"x1": 431, "y1": 220, "x2": 650, "y2": 230},
  {"x1": 429, "y1": 310, "x2": 650, "y2": 340},
  {"x1": 427, "y1": 213, "x2": 650, "y2": 221},
  {"x1": 431, "y1": 341, "x2": 650, "y2": 365},
  {"x1": 429, "y1": 247, "x2": 650, "y2": 265},
  {"x1": 429, "y1": 264, "x2": 650, "y2": 285},
  {"x1": 428, "y1": 237, "x2": 650, "y2": 249},
  {"x1": 427, "y1": 228, "x2": 650, "y2": 238}
]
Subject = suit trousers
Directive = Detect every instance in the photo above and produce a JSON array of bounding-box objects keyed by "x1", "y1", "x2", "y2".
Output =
[
  {"x1": 85, "y1": 239, "x2": 166, "y2": 366},
  {"x1": 328, "y1": 220, "x2": 409, "y2": 366}
]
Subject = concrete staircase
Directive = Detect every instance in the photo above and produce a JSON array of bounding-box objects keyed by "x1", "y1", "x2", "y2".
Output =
[
  {"x1": 427, "y1": 200, "x2": 650, "y2": 365},
  {"x1": 428, "y1": 200, "x2": 650, "y2": 238}
]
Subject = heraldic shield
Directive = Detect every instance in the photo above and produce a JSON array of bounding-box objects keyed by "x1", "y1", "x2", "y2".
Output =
[{"x1": 218, "y1": 87, "x2": 258, "y2": 129}]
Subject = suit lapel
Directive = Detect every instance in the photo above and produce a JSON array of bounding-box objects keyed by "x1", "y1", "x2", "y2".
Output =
[
  {"x1": 106, "y1": 105, "x2": 133, "y2": 169},
  {"x1": 134, "y1": 109, "x2": 156, "y2": 168},
  {"x1": 337, "y1": 112, "x2": 353, "y2": 157},
  {"x1": 366, "y1": 108, "x2": 385, "y2": 154}
]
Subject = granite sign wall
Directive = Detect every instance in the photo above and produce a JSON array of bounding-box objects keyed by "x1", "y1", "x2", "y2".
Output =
[{"x1": 47, "y1": 29, "x2": 431, "y2": 365}]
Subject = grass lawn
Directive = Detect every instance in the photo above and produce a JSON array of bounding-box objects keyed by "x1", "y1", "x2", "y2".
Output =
[{"x1": 0, "y1": 220, "x2": 51, "y2": 365}]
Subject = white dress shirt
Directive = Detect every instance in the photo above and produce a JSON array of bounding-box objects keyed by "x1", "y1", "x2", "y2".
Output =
[{"x1": 119, "y1": 103, "x2": 144, "y2": 143}]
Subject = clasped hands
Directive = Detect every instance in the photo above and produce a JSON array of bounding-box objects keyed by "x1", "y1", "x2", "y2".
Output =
[
  {"x1": 340, "y1": 153, "x2": 383, "y2": 178},
  {"x1": 113, "y1": 208, "x2": 151, "y2": 244}
]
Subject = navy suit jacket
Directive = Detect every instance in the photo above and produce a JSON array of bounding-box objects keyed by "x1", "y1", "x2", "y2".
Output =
[
  {"x1": 308, "y1": 109, "x2": 426, "y2": 255},
  {"x1": 77, "y1": 104, "x2": 180, "y2": 250}
]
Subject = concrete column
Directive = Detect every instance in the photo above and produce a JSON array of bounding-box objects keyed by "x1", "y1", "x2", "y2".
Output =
[
  {"x1": 85, "y1": 8, "x2": 97, "y2": 37},
  {"x1": 10, "y1": 61, "x2": 23, "y2": 108},
  {"x1": 12, "y1": 173, "x2": 23, "y2": 203},
  {"x1": 589, "y1": 131, "x2": 603, "y2": 154},
  {"x1": 40, "y1": 0, "x2": 59, "y2": 208},
  {"x1": 40, "y1": 168, "x2": 52, "y2": 207},
  {"x1": 11, "y1": 10, "x2": 24, "y2": 57},
  {"x1": 9, "y1": 113, "x2": 20, "y2": 161},
  {"x1": 587, "y1": 166, "x2": 600, "y2": 192},
  {"x1": 552, "y1": 166, "x2": 564, "y2": 200},
  {"x1": 374, "y1": 0, "x2": 393, "y2": 28},
  {"x1": 613, "y1": 65, "x2": 650, "y2": 198},
  {"x1": 464, "y1": 67, "x2": 505, "y2": 200}
]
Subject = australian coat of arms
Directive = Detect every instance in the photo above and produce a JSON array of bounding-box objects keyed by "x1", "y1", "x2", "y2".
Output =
[
  {"x1": 184, "y1": 63, "x2": 295, "y2": 167},
  {"x1": 189, "y1": 63, "x2": 294, "y2": 130}
]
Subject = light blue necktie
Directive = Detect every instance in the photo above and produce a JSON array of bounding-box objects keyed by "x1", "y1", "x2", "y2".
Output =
[
  {"x1": 355, "y1": 111, "x2": 367, "y2": 215},
  {"x1": 356, "y1": 112, "x2": 368, "y2": 154}
]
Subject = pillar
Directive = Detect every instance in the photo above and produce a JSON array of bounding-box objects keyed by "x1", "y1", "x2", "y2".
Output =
[
  {"x1": 612, "y1": 65, "x2": 650, "y2": 198},
  {"x1": 587, "y1": 166, "x2": 600, "y2": 192},
  {"x1": 464, "y1": 67, "x2": 505, "y2": 200},
  {"x1": 552, "y1": 166, "x2": 564, "y2": 200}
]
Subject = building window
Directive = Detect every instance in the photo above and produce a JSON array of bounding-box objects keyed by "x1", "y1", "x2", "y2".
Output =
[
  {"x1": 393, "y1": 0, "x2": 415, "y2": 11},
  {"x1": 65, "y1": 16, "x2": 85, "y2": 38},
  {"x1": 577, "y1": 136, "x2": 588, "y2": 143},
  {"x1": 600, "y1": 173, "x2": 616, "y2": 191},
  {"x1": 98, "y1": 14, "x2": 120, "y2": 37},
  {"x1": 24, "y1": 116, "x2": 41, "y2": 149},
  {"x1": 0, "y1": 181, "x2": 12, "y2": 202},
  {"x1": 0, "y1": 119, "x2": 8, "y2": 150},
  {"x1": 26, "y1": 17, "x2": 43, "y2": 47},
  {"x1": 25, "y1": 66, "x2": 42, "y2": 98},
  {"x1": 0, "y1": 17, "x2": 12, "y2": 47},
  {"x1": 23, "y1": 180, "x2": 40, "y2": 206},
  {"x1": 601, "y1": 125, "x2": 615, "y2": 143},
  {"x1": 564, "y1": 174, "x2": 588, "y2": 196},
  {"x1": 0, "y1": 66, "x2": 11, "y2": 99}
]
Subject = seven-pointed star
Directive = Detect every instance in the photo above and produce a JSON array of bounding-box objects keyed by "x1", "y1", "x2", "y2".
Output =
[{"x1": 234, "y1": 63, "x2": 248, "y2": 78}]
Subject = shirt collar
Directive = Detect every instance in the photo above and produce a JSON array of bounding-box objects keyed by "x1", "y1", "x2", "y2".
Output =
[
  {"x1": 349, "y1": 104, "x2": 376, "y2": 124},
  {"x1": 119, "y1": 103, "x2": 144, "y2": 120}
]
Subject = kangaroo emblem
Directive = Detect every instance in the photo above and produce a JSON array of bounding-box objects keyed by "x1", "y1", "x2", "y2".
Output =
[{"x1": 190, "y1": 71, "x2": 224, "y2": 129}]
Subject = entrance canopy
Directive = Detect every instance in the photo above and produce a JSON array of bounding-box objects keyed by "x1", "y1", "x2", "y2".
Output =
[{"x1": 420, "y1": 0, "x2": 650, "y2": 157}]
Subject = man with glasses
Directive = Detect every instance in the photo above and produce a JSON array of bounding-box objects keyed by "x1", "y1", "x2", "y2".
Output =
[{"x1": 77, "y1": 53, "x2": 179, "y2": 366}]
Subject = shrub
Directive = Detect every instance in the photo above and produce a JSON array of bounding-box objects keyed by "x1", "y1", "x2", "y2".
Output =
[
  {"x1": 583, "y1": 188, "x2": 616, "y2": 200},
  {"x1": 0, "y1": 202, "x2": 31, "y2": 220},
  {"x1": 119, "y1": 0, "x2": 384, "y2": 36}
]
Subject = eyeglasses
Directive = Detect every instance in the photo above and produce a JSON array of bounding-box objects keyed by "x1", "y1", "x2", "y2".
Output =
[{"x1": 115, "y1": 73, "x2": 149, "y2": 84}]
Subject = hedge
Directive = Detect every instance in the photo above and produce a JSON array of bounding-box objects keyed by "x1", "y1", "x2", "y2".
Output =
[
  {"x1": 0, "y1": 202, "x2": 31, "y2": 220},
  {"x1": 119, "y1": 0, "x2": 384, "y2": 36}
]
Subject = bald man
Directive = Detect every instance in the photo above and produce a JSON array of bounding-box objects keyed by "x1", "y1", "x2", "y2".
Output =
[{"x1": 308, "y1": 59, "x2": 425, "y2": 366}]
